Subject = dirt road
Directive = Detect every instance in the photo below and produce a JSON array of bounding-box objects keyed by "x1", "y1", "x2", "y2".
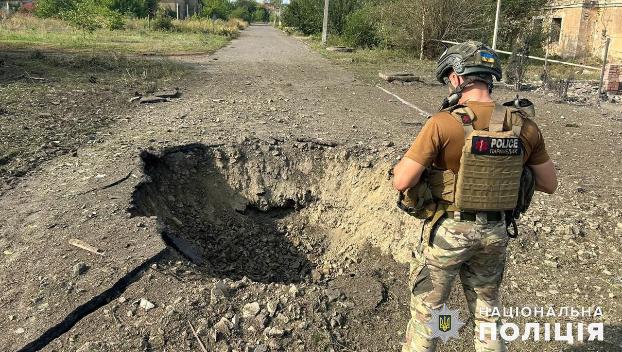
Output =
[{"x1": 1, "y1": 24, "x2": 621, "y2": 351}]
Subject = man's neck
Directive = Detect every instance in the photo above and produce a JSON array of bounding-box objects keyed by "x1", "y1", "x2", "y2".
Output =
[{"x1": 458, "y1": 85, "x2": 493, "y2": 104}]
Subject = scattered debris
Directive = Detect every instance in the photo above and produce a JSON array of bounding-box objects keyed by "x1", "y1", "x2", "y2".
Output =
[
  {"x1": 138, "y1": 298, "x2": 155, "y2": 311},
  {"x1": 213, "y1": 317, "x2": 232, "y2": 340},
  {"x1": 210, "y1": 280, "x2": 230, "y2": 304},
  {"x1": 76, "y1": 169, "x2": 135, "y2": 196},
  {"x1": 326, "y1": 46, "x2": 354, "y2": 53},
  {"x1": 188, "y1": 320, "x2": 208, "y2": 352},
  {"x1": 72, "y1": 262, "x2": 89, "y2": 276},
  {"x1": 154, "y1": 89, "x2": 181, "y2": 99},
  {"x1": 379, "y1": 72, "x2": 421, "y2": 83},
  {"x1": 295, "y1": 137, "x2": 338, "y2": 147},
  {"x1": 68, "y1": 239, "x2": 104, "y2": 256},
  {"x1": 242, "y1": 302, "x2": 261, "y2": 318},
  {"x1": 139, "y1": 96, "x2": 169, "y2": 104}
]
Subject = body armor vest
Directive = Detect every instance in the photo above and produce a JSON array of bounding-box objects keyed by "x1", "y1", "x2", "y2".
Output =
[{"x1": 431, "y1": 102, "x2": 529, "y2": 211}]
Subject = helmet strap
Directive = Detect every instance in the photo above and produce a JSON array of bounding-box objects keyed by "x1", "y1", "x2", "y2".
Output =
[{"x1": 440, "y1": 76, "x2": 493, "y2": 110}]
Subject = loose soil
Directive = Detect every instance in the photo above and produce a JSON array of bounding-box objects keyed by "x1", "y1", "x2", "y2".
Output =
[{"x1": 0, "y1": 24, "x2": 621, "y2": 352}]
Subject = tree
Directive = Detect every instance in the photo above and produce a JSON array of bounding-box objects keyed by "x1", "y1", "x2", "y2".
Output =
[
  {"x1": 231, "y1": 0, "x2": 258, "y2": 22},
  {"x1": 328, "y1": 0, "x2": 360, "y2": 35},
  {"x1": 282, "y1": 0, "x2": 323, "y2": 35},
  {"x1": 35, "y1": 0, "x2": 74, "y2": 18},
  {"x1": 202, "y1": 0, "x2": 232, "y2": 20}
]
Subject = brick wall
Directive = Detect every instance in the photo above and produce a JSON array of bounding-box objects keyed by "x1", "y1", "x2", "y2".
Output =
[{"x1": 604, "y1": 64, "x2": 622, "y2": 94}]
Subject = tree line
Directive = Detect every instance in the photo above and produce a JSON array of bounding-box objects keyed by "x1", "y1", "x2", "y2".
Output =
[
  {"x1": 281, "y1": 0, "x2": 548, "y2": 58},
  {"x1": 33, "y1": 0, "x2": 271, "y2": 31}
]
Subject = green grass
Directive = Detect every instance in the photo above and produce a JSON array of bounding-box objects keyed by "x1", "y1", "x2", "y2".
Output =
[
  {"x1": 302, "y1": 34, "x2": 601, "y2": 83},
  {"x1": 302, "y1": 36, "x2": 436, "y2": 82},
  {"x1": 0, "y1": 14, "x2": 232, "y2": 56},
  {"x1": 0, "y1": 29, "x2": 229, "y2": 55}
]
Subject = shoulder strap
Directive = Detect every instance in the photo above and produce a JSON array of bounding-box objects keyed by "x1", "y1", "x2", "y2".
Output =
[
  {"x1": 489, "y1": 104, "x2": 506, "y2": 132},
  {"x1": 490, "y1": 104, "x2": 526, "y2": 136},
  {"x1": 446, "y1": 106, "x2": 474, "y2": 137},
  {"x1": 510, "y1": 114, "x2": 524, "y2": 136}
]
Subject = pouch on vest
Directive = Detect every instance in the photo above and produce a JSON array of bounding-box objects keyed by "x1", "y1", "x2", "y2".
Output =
[
  {"x1": 397, "y1": 170, "x2": 437, "y2": 219},
  {"x1": 505, "y1": 165, "x2": 536, "y2": 237},
  {"x1": 428, "y1": 168, "x2": 455, "y2": 204},
  {"x1": 454, "y1": 105, "x2": 524, "y2": 211}
]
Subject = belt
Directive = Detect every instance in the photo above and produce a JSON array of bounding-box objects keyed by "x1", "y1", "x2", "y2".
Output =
[{"x1": 446, "y1": 210, "x2": 504, "y2": 223}]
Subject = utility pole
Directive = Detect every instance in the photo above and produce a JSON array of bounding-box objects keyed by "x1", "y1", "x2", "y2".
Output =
[
  {"x1": 543, "y1": 23, "x2": 552, "y2": 88},
  {"x1": 321, "y1": 0, "x2": 329, "y2": 46},
  {"x1": 419, "y1": 8, "x2": 426, "y2": 60},
  {"x1": 598, "y1": 36, "x2": 611, "y2": 99},
  {"x1": 492, "y1": 0, "x2": 501, "y2": 49}
]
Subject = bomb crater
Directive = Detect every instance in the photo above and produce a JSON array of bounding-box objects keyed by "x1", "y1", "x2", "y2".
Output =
[{"x1": 130, "y1": 139, "x2": 415, "y2": 284}]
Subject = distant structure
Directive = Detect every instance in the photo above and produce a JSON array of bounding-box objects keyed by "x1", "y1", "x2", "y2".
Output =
[
  {"x1": 0, "y1": 0, "x2": 33, "y2": 17},
  {"x1": 159, "y1": 0, "x2": 201, "y2": 19},
  {"x1": 263, "y1": 2, "x2": 278, "y2": 12},
  {"x1": 545, "y1": 0, "x2": 621, "y2": 61}
]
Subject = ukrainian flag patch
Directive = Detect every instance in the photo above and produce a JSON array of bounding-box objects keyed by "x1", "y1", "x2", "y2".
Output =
[{"x1": 480, "y1": 51, "x2": 495, "y2": 63}]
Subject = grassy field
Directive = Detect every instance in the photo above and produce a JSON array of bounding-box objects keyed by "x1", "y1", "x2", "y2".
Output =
[
  {"x1": 0, "y1": 15, "x2": 239, "y2": 55},
  {"x1": 299, "y1": 33, "x2": 601, "y2": 83}
]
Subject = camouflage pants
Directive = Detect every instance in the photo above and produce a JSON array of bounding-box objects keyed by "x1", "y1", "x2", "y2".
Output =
[{"x1": 402, "y1": 216, "x2": 509, "y2": 352}]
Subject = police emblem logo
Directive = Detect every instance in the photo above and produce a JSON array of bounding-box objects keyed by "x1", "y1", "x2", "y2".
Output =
[
  {"x1": 471, "y1": 136, "x2": 522, "y2": 156},
  {"x1": 460, "y1": 114, "x2": 472, "y2": 124},
  {"x1": 428, "y1": 304, "x2": 465, "y2": 343},
  {"x1": 439, "y1": 315, "x2": 451, "y2": 332}
]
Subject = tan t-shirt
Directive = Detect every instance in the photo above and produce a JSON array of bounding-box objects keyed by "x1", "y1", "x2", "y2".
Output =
[{"x1": 404, "y1": 101, "x2": 550, "y2": 174}]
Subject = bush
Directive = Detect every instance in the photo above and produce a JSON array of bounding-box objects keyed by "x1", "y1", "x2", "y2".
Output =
[
  {"x1": 343, "y1": 8, "x2": 378, "y2": 48},
  {"x1": 282, "y1": 0, "x2": 365, "y2": 36},
  {"x1": 35, "y1": 0, "x2": 74, "y2": 18},
  {"x1": 105, "y1": 9, "x2": 125, "y2": 30},
  {"x1": 60, "y1": 0, "x2": 125, "y2": 31},
  {"x1": 227, "y1": 18, "x2": 249, "y2": 30},
  {"x1": 328, "y1": 0, "x2": 359, "y2": 35},
  {"x1": 282, "y1": 0, "x2": 323, "y2": 35},
  {"x1": 152, "y1": 8, "x2": 172, "y2": 31},
  {"x1": 36, "y1": 0, "x2": 125, "y2": 31},
  {"x1": 252, "y1": 8, "x2": 269, "y2": 23},
  {"x1": 202, "y1": 0, "x2": 232, "y2": 20},
  {"x1": 172, "y1": 18, "x2": 241, "y2": 37},
  {"x1": 107, "y1": 0, "x2": 158, "y2": 18},
  {"x1": 229, "y1": 7, "x2": 250, "y2": 22}
]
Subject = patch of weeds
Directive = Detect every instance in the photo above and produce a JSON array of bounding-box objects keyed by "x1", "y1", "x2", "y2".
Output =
[{"x1": 0, "y1": 14, "x2": 233, "y2": 56}]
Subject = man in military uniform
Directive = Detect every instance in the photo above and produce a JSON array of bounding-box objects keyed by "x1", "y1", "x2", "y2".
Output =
[{"x1": 393, "y1": 41, "x2": 558, "y2": 352}]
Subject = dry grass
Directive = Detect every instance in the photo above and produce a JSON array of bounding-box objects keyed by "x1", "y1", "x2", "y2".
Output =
[
  {"x1": 0, "y1": 14, "x2": 231, "y2": 55},
  {"x1": 227, "y1": 18, "x2": 249, "y2": 30},
  {"x1": 124, "y1": 17, "x2": 249, "y2": 37},
  {"x1": 0, "y1": 13, "x2": 71, "y2": 31}
]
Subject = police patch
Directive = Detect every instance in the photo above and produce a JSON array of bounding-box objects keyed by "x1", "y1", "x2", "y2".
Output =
[{"x1": 471, "y1": 136, "x2": 522, "y2": 155}]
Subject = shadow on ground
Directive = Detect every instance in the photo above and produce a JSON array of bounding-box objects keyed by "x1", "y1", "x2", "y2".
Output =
[
  {"x1": 129, "y1": 143, "x2": 313, "y2": 284},
  {"x1": 563, "y1": 325, "x2": 622, "y2": 352}
]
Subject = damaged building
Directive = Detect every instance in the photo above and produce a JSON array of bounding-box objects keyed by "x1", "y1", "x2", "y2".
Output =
[
  {"x1": 545, "y1": 0, "x2": 622, "y2": 61},
  {"x1": 159, "y1": 0, "x2": 201, "y2": 19}
]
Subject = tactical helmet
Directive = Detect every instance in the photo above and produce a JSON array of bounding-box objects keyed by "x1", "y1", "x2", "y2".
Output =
[{"x1": 436, "y1": 41, "x2": 502, "y2": 84}]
